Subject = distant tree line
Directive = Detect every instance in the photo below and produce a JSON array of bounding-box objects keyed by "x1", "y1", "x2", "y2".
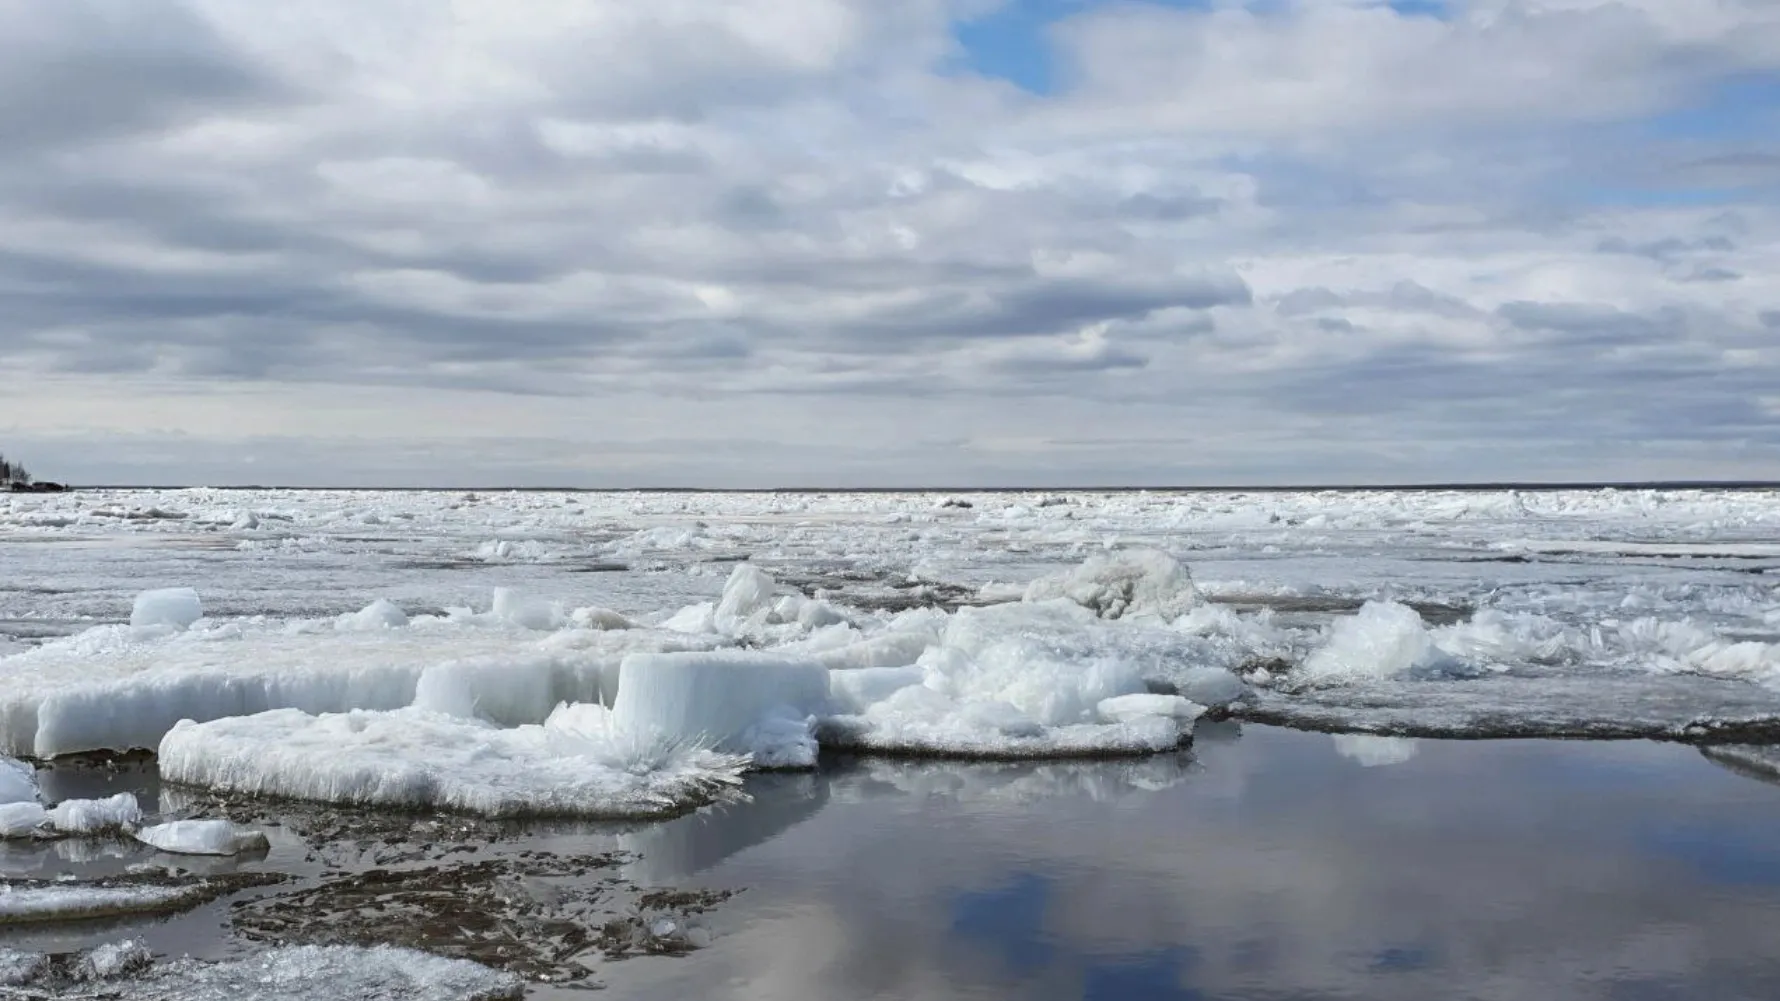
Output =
[{"x1": 0, "y1": 452, "x2": 28, "y2": 485}]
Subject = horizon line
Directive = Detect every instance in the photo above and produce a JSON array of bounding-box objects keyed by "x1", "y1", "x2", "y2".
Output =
[{"x1": 47, "y1": 479, "x2": 1780, "y2": 494}]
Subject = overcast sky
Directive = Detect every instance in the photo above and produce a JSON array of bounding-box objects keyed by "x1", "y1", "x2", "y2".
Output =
[{"x1": 2, "y1": 0, "x2": 1777, "y2": 487}]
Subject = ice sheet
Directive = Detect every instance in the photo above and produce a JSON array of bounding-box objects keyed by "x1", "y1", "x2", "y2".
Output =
[
  {"x1": 159, "y1": 705, "x2": 748, "y2": 818},
  {"x1": 1, "y1": 879, "x2": 215, "y2": 924},
  {"x1": 0, "y1": 616, "x2": 723, "y2": 757},
  {"x1": 0, "y1": 942, "x2": 520, "y2": 1001}
]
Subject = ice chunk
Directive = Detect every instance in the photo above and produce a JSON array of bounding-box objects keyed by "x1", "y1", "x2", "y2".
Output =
[
  {"x1": 0, "y1": 756, "x2": 35, "y2": 804},
  {"x1": 1022, "y1": 549, "x2": 1198, "y2": 621},
  {"x1": 712, "y1": 566, "x2": 776, "y2": 619},
  {"x1": 411, "y1": 652, "x2": 609, "y2": 726},
  {"x1": 159, "y1": 706, "x2": 747, "y2": 818},
  {"x1": 0, "y1": 802, "x2": 46, "y2": 838},
  {"x1": 79, "y1": 940, "x2": 153, "y2": 979},
  {"x1": 491, "y1": 588, "x2": 564, "y2": 631},
  {"x1": 130, "y1": 588, "x2": 202, "y2": 630},
  {"x1": 613, "y1": 651, "x2": 831, "y2": 767},
  {"x1": 0, "y1": 947, "x2": 45, "y2": 985},
  {"x1": 1095, "y1": 694, "x2": 1206, "y2": 725},
  {"x1": 1174, "y1": 666, "x2": 1250, "y2": 708},
  {"x1": 1296, "y1": 601, "x2": 1454, "y2": 685},
  {"x1": 49, "y1": 793, "x2": 141, "y2": 834},
  {"x1": 1331, "y1": 734, "x2": 1420, "y2": 767},
  {"x1": 339, "y1": 599, "x2": 409, "y2": 631},
  {"x1": 134, "y1": 820, "x2": 269, "y2": 856}
]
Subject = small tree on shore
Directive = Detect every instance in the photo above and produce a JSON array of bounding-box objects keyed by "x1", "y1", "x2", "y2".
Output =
[{"x1": 0, "y1": 453, "x2": 31, "y2": 485}]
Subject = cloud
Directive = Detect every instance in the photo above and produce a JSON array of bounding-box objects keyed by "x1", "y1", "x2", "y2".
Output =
[{"x1": 0, "y1": 0, "x2": 1776, "y2": 484}]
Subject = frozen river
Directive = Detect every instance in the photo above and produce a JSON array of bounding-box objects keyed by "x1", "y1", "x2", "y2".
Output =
[{"x1": 2, "y1": 487, "x2": 1778, "y2": 996}]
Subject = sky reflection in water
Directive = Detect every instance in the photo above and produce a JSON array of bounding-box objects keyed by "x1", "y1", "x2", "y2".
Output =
[{"x1": 592, "y1": 724, "x2": 1780, "y2": 1001}]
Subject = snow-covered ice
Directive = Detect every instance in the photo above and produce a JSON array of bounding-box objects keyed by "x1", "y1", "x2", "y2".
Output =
[
  {"x1": 134, "y1": 819, "x2": 269, "y2": 856},
  {"x1": 159, "y1": 705, "x2": 748, "y2": 818},
  {"x1": 4, "y1": 485, "x2": 1780, "y2": 756}
]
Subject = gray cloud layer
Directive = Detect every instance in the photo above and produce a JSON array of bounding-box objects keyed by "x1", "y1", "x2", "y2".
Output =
[{"x1": 2, "y1": 0, "x2": 1777, "y2": 485}]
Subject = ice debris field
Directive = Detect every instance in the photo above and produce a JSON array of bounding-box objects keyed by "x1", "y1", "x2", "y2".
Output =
[{"x1": 2, "y1": 487, "x2": 1779, "y2": 823}]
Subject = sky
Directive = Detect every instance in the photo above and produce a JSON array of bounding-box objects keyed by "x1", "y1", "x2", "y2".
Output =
[{"x1": 1, "y1": 0, "x2": 1778, "y2": 488}]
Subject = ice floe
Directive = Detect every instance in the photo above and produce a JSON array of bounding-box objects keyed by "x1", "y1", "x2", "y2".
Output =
[
  {"x1": 158, "y1": 705, "x2": 748, "y2": 818},
  {"x1": 0, "y1": 940, "x2": 519, "y2": 1001}
]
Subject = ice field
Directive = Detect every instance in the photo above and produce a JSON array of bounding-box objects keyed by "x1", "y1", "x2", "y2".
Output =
[
  {"x1": 1, "y1": 485, "x2": 1779, "y2": 996},
  {"x1": 3, "y1": 487, "x2": 1779, "y2": 794}
]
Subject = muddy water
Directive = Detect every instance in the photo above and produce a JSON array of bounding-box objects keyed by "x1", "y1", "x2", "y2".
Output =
[{"x1": 14, "y1": 727, "x2": 1780, "y2": 999}]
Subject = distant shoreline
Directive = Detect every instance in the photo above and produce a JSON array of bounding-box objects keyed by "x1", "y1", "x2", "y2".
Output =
[{"x1": 57, "y1": 481, "x2": 1780, "y2": 494}]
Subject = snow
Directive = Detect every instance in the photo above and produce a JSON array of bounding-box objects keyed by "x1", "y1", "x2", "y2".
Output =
[
  {"x1": 134, "y1": 819, "x2": 269, "y2": 856},
  {"x1": 130, "y1": 588, "x2": 202, "y2": 630},
  {"x1": 158, "y1": 705, "x2": 748, "y2": 818},
  {"x1": 0, "y1": 756, "x2": 34, "y2": 804},
  {"x1": 612, "y1": 651, "x2": 830, "y2": 768}
]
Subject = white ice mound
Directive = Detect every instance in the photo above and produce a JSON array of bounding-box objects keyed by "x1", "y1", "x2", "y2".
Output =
[
  {"x1": 0, "y1": 756, "x2": 35, "y2": 805},
  {"x1": 0, "y1": 802, "x2": 46, "y2": 838},
  {"x1": 816, "y1": 604, "x2": 1196, "y2": 758},
  {"x1": 1296, "y1": 601, "x2": 1457, "y2": 685},
  {"x1": 134, "y1": 820, "x2": 269, "y2": 856},
  {"x1": 48, "y1": 793, "x2": 141, "y2": 834},
  {"x1": 715, "y1": 564, "x2": 777, "y2": 630},
  {"x1": 1022, "y1": 549, "x2": 1198, "y2": 621},
  {"x1": 158, "y1": 705, "x2": 747, "y2": 818},
  {"x1": 130, "y1": 588, "x2": 202, "y2": 630},
  {"x1": 339, "y1": 599, "x2": 410, "y2": 631},
  {"x1": 612, "y1": 652, "x2": 830, "y2": 768}
]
